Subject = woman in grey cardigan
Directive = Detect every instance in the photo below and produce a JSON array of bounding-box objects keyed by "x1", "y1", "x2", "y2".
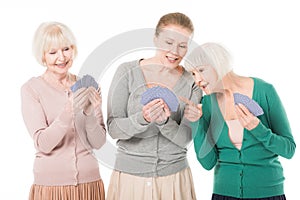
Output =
[{"x1": 106, "y1": 12, "x2": 202, "y2": 200}]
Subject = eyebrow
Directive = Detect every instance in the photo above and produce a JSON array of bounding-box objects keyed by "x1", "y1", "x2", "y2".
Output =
[{"x1": 163, "y1": 37, "x2": 174, "y2": 41}]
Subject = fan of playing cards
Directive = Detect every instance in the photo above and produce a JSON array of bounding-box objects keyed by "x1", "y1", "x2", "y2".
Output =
[
  {"x1": 70, "y1": 74, "x2": 99, "y2": 92},
  {"x1": 140, "y1": 86, "x2": 179, "y2": 112},
  {"x1": 233, "y1": 93, "x2": 264, "y2": 116}
]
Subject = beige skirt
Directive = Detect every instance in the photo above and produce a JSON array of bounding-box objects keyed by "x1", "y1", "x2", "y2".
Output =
[
  {"x1": 107, "y1": 167, "x2": 196, "y2": 200},
  {"x1": 29, "y1": 179, "x2": 105, "y2": 200}
]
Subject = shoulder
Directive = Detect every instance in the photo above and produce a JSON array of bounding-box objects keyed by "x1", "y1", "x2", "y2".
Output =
[
  {"x1": 21, "y1": 77, "x2": 43, "y2": 98},
  {"x1": 21, "y1": 77, "x2": 42, "y2": 91},
  {"x1": 253, "y1": 77, "x2": 275, "y2": 91},
  {"x1": 252, "y1": 77, "x2": 280, "y2": 105},
  {"x1": 112, "y1": 59, "x2": 140, "y2": 78},
  {"x1": 117, "y1": 59, "x2": 140, "y2": 72}
]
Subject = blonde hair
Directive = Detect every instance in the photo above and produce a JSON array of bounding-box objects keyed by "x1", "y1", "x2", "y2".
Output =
[
  {"x1": 185, "y1": 42, "x2": 232, "y2": 80},
  {"x1": 155, "y1": 12, "x2": 194, "y2": 36},
  {"x1": 32, "y1": 22, "x2": 77, "y2": 66}
]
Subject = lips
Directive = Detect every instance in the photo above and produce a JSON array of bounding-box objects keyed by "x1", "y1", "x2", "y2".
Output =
[
  {"x1": 166, "y1": 56, "x2": 179, "y2": 64},
  {"x1": 55, "y1": 61, "x2": 69, "y2": 68},
  {"x1": 198, "y1": 81, "x2": 208, "y2": 89}
]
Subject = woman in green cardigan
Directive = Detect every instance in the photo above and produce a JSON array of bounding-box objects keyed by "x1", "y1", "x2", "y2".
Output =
[{"x1": 182, "y1": 42, "x2": 296, "y2": 199}]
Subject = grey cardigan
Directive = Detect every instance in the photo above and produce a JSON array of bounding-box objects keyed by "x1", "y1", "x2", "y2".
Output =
[{"x1": 107, "y1": 60, "x2": 202, "y2": 177}]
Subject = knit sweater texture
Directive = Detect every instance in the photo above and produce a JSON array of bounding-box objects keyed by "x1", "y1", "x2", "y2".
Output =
[
  {"x1": 192, "y1": 77, "x2": 296, "y2": 198},
  {"x1": 21, "y1": 76, "x2": 106, "y2": 186},
  {"x1": 107, "y1": 60, "x2": 202, "y2": 177}
]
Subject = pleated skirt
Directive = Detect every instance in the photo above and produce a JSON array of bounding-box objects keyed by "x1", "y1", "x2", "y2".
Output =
[
  {"x1": 106, "y1": 167, "x2": 196, "y2": 200},
  {"x1": 29, "y1": 179, "x2": 105, "y2": 200}
]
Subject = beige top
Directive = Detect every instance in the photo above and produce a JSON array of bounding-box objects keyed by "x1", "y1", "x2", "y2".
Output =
[
  {"x1": 21, "y1": 76, "x2": 106, "y2": 186},
  {"x1": 226, "y1": 119, "x2": 244, "y2": 150}
]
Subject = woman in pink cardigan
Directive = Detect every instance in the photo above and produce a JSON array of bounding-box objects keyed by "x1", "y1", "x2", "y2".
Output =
[{"x1": 21, "y1": 22, "x2": 106, "y2": 200}]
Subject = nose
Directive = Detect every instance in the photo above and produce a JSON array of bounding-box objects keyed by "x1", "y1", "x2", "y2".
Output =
[
  {"x1": 193, "y1": 71, "x2": 203, "y2": 84},
  {"x1": 169, "y1": 44, "x2": 179, "y2": 55},
  {"x1": 57, "y1": 49, "x2": 65, "y2": 61}
]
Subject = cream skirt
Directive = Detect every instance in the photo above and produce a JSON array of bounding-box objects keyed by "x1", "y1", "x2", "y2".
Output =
[
  {"x1": 29, "y1": 179, "x2": 105, "y2": 200},
  {"x1": 107, "y1": 167, "x2": 196, "y2": 200}
]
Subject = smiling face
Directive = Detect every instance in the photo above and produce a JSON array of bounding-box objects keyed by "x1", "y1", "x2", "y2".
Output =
[
  {"x1": 154, "y1": 24, "x2": 192, "y2": 69},
  {"x1": 44, "y1": 45, "x2": 74, "y2": 75},
  {"x1": 32, "y1": 22, "x2": 77, "y2": 70},
  {"x1": 191, "y1": 65, "x2": 219, "y2": 94}
]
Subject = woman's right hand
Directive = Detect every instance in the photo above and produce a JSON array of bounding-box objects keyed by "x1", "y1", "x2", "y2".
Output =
[
  {"x1": 142, "y1": 99, "x2": 170, "y2": 123},
  {"x1": 83, "y1": 86, "x2": 102, "y2": 116},
  {"x1": 179, "y1": 96, "x2": 202, "y2": 122}
]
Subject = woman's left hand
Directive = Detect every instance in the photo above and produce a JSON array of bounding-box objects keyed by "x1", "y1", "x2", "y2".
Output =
[
  {"x1": 84, "y1": 86, "x2": 102, "y2": 116},
  {"x1": 235, "y1": 103, "x2": 259, "y2": 130}
]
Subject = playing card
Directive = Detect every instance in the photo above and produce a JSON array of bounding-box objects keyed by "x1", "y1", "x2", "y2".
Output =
[
  {"x1": 81, "y1": 74, "x2": 90, "y2": 88},
  {"x1": 70, "y1": 80, "x2": 82, "y2": 92},
  {"x1": 233, "y1": 93, "x2": 264, "y2": 116},
  {"x1": 81, "y1": 75, "x2": 87, "y2": 88},
  {"x1": 140, "y1": 86, "x2": 179, "y2": 112},
  {"x1": 90, "y1": 78, "x2": 99, "y2": 89},
  {"x1": 82, "y1": 74, "x2": 98, "y2": 89},
  {"x1": 70, "y1": 74, "x2": 98, "y2": 92}
]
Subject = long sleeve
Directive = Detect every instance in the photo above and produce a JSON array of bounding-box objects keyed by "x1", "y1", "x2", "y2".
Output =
[
  {"x1": 193, "y1": 96, "x2": 219, "y2": 170},
  {"x1": 191, "y1": 79, "x2": 295, "y2": 198},
  {"x1": 250, "y1": 85, "x2": 296, "y2": 159},
  {"x1": 107, "y1": 61, "x2": 200, "y2": 177},
  {"x1": 85, "y1": 105, "x2": 106, "y2": 149},
  {"x1": 21, "y1": 82, "x2": 72, "y2": 154},
  {"x1": 157, "y1": 83, "x2": 202, "y2": 148},
  {"x1": 107, "y1": 63, "x2": 151, "y2": 140}
]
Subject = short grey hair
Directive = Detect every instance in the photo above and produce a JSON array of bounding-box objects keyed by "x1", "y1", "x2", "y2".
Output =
[{"x1": 185, "y1": 42, "x2": 232, "y2": 80}]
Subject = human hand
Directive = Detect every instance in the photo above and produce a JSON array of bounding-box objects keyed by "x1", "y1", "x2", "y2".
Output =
[
  {"x1": 72, "y1": 88, "x2": 90, "y2": 114},
  {"x1": 142, "y1": 99, "x2": 171, "y2": 123},
  {"x1": 235, "y1": 103, "x2": 259, "y2": 130},
  {"x1": 156, "y1": 100, "x2": 171, "y2": 124},
  {"x1": 83, "y1": 87, "x2": 102, "y2": 116},
  {"x1": 179, "y1": 96, "x2": 202, "y2": 122}
]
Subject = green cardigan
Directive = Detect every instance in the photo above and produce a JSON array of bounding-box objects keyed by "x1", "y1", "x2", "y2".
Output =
[{"x1": 192, "y1": 77, "x2": 296, "y2": 198}]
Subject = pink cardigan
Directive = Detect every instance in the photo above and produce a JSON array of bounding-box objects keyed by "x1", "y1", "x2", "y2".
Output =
[{"x1": 21, "y1": 76, "x2": 106, "y2": 186}]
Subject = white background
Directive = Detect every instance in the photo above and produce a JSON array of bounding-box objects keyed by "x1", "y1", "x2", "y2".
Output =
[{"x1": 0, "y1": 0, "x2": 299, "y2": 199}]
